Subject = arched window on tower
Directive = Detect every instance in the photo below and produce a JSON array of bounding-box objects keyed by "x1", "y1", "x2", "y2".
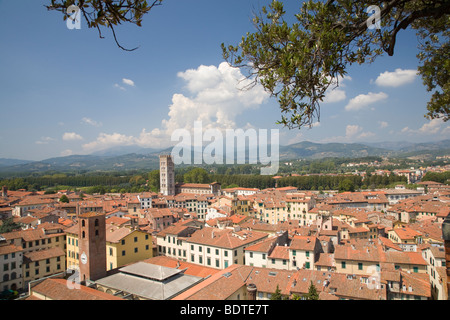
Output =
[{"x1": 95, "y1": 219, "x2": 99, "y2": 227}]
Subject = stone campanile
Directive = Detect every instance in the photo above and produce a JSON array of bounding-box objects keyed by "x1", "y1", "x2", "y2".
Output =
[
  {"x1": 160, "y1": 154, "x2": 175, "y2": 196},
  {"x1": 78, "y1": 212, "x2": 107, "y2": 284}
]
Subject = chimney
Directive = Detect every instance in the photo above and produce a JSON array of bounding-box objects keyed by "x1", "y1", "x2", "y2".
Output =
[
  {"x1": 2, "y1": 186, "x2": 7, "y2": 198},
  {"x1": 247, "y1": 283, "x2": 257, "y2": 300}
]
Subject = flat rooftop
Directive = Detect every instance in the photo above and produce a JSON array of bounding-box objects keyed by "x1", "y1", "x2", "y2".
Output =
[{"x1": 95, "y1": 262, "x2": 204, "y2": 300}]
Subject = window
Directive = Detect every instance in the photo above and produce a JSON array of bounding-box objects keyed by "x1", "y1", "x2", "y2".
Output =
[
  {"x1": 341, "y1": 261, "x2": 346, "y2": 269},
  {"x1": 306, "y1": 251, "x2": 310, "y2": 257},
  {"x1": 122, "y1": 250, "x2": 126, "y2": 256},
  {"x1": 413, "y1": 267, "x2": 418, "y2": 273},
  {"x1": 358, "y1": 263, "x2": 363, "y2": 270},
  {"x1": 134, "y1": 248, "x2": 138, "y2": 253},
  {"x1": 305, "y1": 262, "x2": 310, "y2": 269},
  {"x1": 134, "y1": 237, "x2": 138, "y2": 243}
]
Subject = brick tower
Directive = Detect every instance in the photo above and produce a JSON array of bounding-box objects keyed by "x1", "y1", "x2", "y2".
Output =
[
  {"x1": 78, "y1": 212, "x2": 107, "y2": 284},
  {"x1": 160, "y1": 154, "x2": 175, "y2": 196}
]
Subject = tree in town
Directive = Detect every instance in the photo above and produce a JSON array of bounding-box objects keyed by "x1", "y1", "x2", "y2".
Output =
[
  {"x1": 0, "y1": 217, "x2": 22, "y2": 233},
  {"x1": 46, "y1": 0, "x2": 163, "y2": 51},
  {"x1": 222, "y1": 0, "x2": 449, "y2": 130},
  {"x1": 59, "y1": 194, "x2": 70, "y2": 203},
  {"x1": 303, "y1": 281, "x2": 320, "y2": 300}
]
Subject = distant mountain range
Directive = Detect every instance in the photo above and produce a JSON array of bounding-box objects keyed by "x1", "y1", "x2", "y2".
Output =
[{"x1": 0, "y1": 139, "x2": 449, "y2": 175}]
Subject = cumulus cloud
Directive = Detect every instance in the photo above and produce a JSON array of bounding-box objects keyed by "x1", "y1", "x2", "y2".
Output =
[
  {"x1": 401, "y1": 118, "x2": 447, "y2": 135},
  {"x1": 63, "y1": 132, "x2": 83, "y2": 141},
  {"x1": 345, "y1": 92, "x2": 388, "y2": 111},
  {"x1": 322, "y1": 75, "x2": 351, "y2": 104},
  {"x1": 81, "y1": 117, "x2": 102, "y2": 127},
  {"x1": 321, "y1": 124, "x2": 375, "y2": 143},
  {"x1": 84, "y1": 63, "x2": 269, "y2": 152},
  {"x1": 114, "y1": 83, "x2": 126, "y2": 91},
  {"x1": 82, "y1": 132, "x2": 135, "y2": 152},
  {"x1": 379, "y1": 121, "x2": 389, "y2": 128},
  {"x1": 375, "y1": 68, "x2": 417, "y2": 87},
  {"x1": 60, "y1": 149, "x2": 73, "y2": 156},
  {"x1": 122, "y1": 78, "x2": 135, "y2": 86}
]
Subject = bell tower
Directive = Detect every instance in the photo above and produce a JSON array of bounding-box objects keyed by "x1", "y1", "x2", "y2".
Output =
[{"x1": 78, "y1": 212, "x2": 107, "y2": 284}]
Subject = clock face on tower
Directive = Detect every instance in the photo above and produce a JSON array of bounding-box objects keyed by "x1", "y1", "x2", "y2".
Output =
[{"x1": 81, "y1": 252, "x2": 87, "y2": 265}]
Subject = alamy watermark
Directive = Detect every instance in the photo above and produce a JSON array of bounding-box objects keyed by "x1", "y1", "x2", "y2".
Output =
[
  {"x1": 170, "y1": 121, "x2": 279, "y2": 175},
  {"x1": 66, "y1": 5, "x2": 81, "y2": 30},
  {"x1": 366, "y1": 5, "x2": 381, "y2": 30},
  {"x1": 66, "y1": 265, "x2": 81, "y2": 290}
]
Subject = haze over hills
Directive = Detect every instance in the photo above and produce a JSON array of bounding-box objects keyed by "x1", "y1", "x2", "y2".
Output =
[{"x1": 0, "y1": 139, "x2": 448, "y2": 175}]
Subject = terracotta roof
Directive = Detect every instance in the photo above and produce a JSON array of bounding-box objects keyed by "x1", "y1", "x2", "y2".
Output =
[
  {"x1": 268, "y1": 245, "x2": 290, "y2": 260},
  {"x1": 24, "y1": 247, "x2": 65, "y2": 262},
  {"x1": 289, "y1": 235, "x2": 318, "y2": 251},
  {"x1": 187, "y1": 227, "x2": 268, "y2": 249},
  {"x1": 0, "y1": 244, "x2": 23, "y2": 255},
  {"x1": 143, "y1": 256, "x2": 220, "y2": 278},
  {"x1": 172, "y1": 264, "x2": 250, "y2": 300},
  {"x1": 27, "y1": 278, "x2": 124, "y2": 300}
]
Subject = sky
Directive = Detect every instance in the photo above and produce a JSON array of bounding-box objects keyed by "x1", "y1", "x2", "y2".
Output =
[{"x1": 0, "y1": 0, "x2": 448, "y2": 161}]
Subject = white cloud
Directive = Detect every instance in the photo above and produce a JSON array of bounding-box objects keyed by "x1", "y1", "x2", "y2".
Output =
[
  {"x1": 401, "y1": 118, "x2": 445, "y2": 135},
  {"x1": 114, "y1": 83, "x2": 126, "y2": 91},
  {"x1": 345, "y1": 125, "x2": 363, "y2": 138},
  {"x1": 84, "y1": 63, "x2": 269, "y2": 152},
  {"x1": 60, "y1": 149, "x2": 73, "y2": 156},
  {"x1": 63, "y1": 132, "x2": 83, "y2": 141},
  {"x1": 122, "y1": 78, "x2": 135, "y2": 86},
  {"x1": 322, "y1": 75, "x2": 351, "y2": 104},
  {"x1": 321, "y1": 124, "x2": 375, "y2": 143},
  {"x1": 35, "y1": 137, "x2": 55, "y2": 145},
  {"x1": 379, "y1": 121, "x2": 388, "y2": 128},
  {"x1": 82, "y1": 132, "x2": 135, "y2": 152},
  {"x1": 375, "y1": 68, "x2": 417, "y2": 87},
  {"x1": 81, "y1": 117, "x2": 102, "y2": 127},
  {"x1": 345, "y1": 92, "x2": 388, "y2": 111},
  {"x1": 441, "y1": 126, "x2": 450, "y2": 135}
]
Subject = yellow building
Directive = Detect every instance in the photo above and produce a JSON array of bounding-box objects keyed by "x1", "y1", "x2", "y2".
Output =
[
  {"x1": 23, "y1": 247, "x2": 66, "y2": 286},
  {"x1": 65, "y1": 223, "x2": 153, "y2": 271},
  {"x1": 105, "y1": 225, "x2": 153, "y2": 271}
]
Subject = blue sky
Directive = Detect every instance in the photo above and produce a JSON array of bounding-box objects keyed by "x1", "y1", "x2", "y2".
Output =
[{"x1": 0, "y1": 0, "x2": 448, "y2": 161}]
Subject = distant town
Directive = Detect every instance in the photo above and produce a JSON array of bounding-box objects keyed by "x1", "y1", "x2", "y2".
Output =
[{"x1": 0, "y1": 153, "x2": 449, "y2": 301}]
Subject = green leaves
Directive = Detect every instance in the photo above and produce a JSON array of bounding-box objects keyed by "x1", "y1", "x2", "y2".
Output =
[
  {"x1": 222, "y1": 0, "x2": 450, "y2": 130},
  {"x1": 47, "y1": 0, "x2": 163, "y2": 50}
]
